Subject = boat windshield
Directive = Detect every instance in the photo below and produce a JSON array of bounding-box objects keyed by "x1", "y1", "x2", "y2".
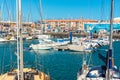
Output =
[
  {"x1": 86, "y1": 66, "x2": 106, "y2": 78},
  {"x1": 86, "y1": 66, "x2": 120, "y2": 79}
]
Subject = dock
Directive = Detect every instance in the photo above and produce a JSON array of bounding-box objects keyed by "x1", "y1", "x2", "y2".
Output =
[{"x1": 44, "y1": 32, "x2": 88, "y2": 38}]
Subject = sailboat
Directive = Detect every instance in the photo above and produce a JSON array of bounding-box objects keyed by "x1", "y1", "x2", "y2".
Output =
[
  {"x1": 77, "y1": 0, "x2": 120, "y2": 80},
  {"x1": 0, "y1": 0, "x2": 50, "y2": 80}
]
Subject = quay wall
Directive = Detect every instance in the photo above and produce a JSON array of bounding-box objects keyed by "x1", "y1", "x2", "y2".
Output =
[{"x1": 44, "y1": 32, "x2": 120, "y2": 39}]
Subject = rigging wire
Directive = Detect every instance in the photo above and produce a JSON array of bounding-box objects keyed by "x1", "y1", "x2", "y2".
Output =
[
  {"x1": 87, "y1": 0, "x2": 90, "y2": 19},
  {"x1": 34, "y1": 0, "x2": 44, "y2": 31},
  {"x1": 33, "y1": 0, "x2": 45, "y2": 72},
  {"x1": 101, "y1": 0, "x2": 105, "y2": 22},
  {"x1": 87, "y1": 52, "x2": 93, "y2": 67},
  {"x1": 10, "y1": 0, "x2": 15, "y2": 21},
  {"x1": 98, "y1": 0, "x2": 105, "y2": 37},
  {"x1": 34, "y1": 51, "x2": 38, "y2": 69},
  {"x1": 4, "y1": 0, "x2": 11, "y2": 21},
  {"x1": 34, "y1": 0, "x2": 43, "y2": 21},
  {"x1": 0, "y1": 1, "x2": 3, "y2": 21},
  {"x1": 39, "y1": 0, "x2": 44, "y2": 33},
  {"x1": 39, "y1": 0, "x2": 43, "y2": 22},
  {"x1": 27, "y1": 0, "x2": 32, "y2": 22},
  {"x1": 1, "y1": 0, "x2": 5, "y2": 21},
  {"x1": 0, "y1": 47, "x2": 3, "y2": 74},
  {"x1": 9, "y1": 42, "x2": 13, "y2": 71},
  {"x1": 1, "y1": 45, "x2": 6, "y2": 74}
]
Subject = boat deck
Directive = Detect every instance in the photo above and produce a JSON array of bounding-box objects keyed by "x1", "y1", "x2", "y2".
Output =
[
  {"x1": 0, "y1": 68, "x2": 50, "y2": 80},
  {"x1": 54, "y1": 45, "x2": 68, "y2": 51}
]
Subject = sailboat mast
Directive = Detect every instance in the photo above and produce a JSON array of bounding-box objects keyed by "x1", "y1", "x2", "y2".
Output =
[
  {"x1": 16, "y1": 0, "x2": 19, "y2": 79},
  {"x1": 0, "y1": 9, "x2": 1, "y2": 21},
  {"x1": 16, "y1": 0, "x2": 24, "y2": 80},
  {"x1": 39, "y1": 0, "x2": 44, "y2": 33},
  {"x1": 108, "y1": 0, "x2": 114, "y2": 70},
  {"x1": 109, "y1": 0, "x2": 114, "y2": 50},
  {"x1": 106, "y1": 0, "x2": 114, "y2": 80}
]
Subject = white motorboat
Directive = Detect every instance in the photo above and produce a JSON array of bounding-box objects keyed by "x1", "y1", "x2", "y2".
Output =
[
  {"x1": 0, "y1": 38, "x2": 8, "y2": 42},
  {"x1": 30, "y1": 44, "x2": 52, "y2": 50},
  {"x1": 68, "y1": 44, "x2": 85, "y2": 52}
]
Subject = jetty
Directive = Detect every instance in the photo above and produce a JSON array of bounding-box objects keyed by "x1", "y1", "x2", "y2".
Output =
[
  {"x1": 44, "y1": 32, "x2": 88, "y2": 38},
  {"x1": 44, "y1": 32, "x2": 120, "y2": 39}
]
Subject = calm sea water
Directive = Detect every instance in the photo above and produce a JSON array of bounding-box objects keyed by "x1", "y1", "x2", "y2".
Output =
[{"x1": 0, "y1": 39, "x2": 120, "y2": 80}]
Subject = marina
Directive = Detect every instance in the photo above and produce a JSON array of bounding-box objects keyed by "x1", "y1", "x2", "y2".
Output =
[
  {"x1": 0, "y1": 40, "x2": 120, "y2": 80},
  {"x1": 0, "y1": 0, "x2": 120, "y2": 80}
]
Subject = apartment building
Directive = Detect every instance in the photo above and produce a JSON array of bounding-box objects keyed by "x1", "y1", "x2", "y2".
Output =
[
  {"x1": 39, "y1": 19, "x2": 98, "y2": 32},
  {"x1": 0, "y1": 21, "x2": 35, "y2": 35}
]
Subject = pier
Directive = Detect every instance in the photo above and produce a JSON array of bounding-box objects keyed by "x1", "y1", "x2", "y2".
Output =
[
  {"x1": 44, "y1": 32, "x2": 120, "y2": 39},
  {"x1": 44, "y1": 32, "x2": 88, "y2": 38}
]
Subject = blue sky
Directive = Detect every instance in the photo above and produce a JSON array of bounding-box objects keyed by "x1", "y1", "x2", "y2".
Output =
[{"x1": 0, "y1": 0, "x2": 120, "y2": 21}]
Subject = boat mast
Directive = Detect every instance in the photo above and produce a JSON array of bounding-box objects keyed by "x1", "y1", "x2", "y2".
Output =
[
  {"x1": 0, "y1": 0, "x2": 4, "y2": 22},
  {"x1": 16, "y1": 0, "x2": 24, "y2": 80},
  {"x1": 39, "y1": 0, "x2": 44, "y2": 33},
  {"x1": 109, "y1": 0, "x2": 114, "y2": 56},
  {"x1": 106, "y1": 0, "x2": 114, "y2": 80},
  {"x1": 0, "y1": 9, "x2": 1, "y2": 21}
]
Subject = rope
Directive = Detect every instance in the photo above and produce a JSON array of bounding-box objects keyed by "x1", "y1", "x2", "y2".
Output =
[
  {"x1": 39, "y1": 0, "x2": 43, "y2": 22},
  {"x1": 100, "y1": 0, "x2": 105, "y2": 21},
  {"x1": 34, "y1": 0, "x2": 43, "y2": 21},
  {"x1": 33, "y1": 49, "x2": 46, "y2": 73},
  {"x1": 10, "y1": 0, "x2": 15, "y2": 21},
  {"x1": 4, "y1": 0, "x2": 11, "y2": 21},
  {"x1": 33, "y1": 50, "x2": 41, "y2": 70},
  {"x1": 11, "y1": 62, "x2": 17, "y2": 71},
  {"x1": 9, "y1": 42, "x2": 13, "y2": 71},
  {"x1": 27, "y1": 0, "x2": 32, "y2": 22},
  {"x1": 1, "y1": 0, "x2": 4, "y2": 21},
  {"x1": 34, "y1": 0, "x2": 44, "y2": 31},
  {"x1": 87, "y1": 0, "x2": 90, "y2": 19},
  {"x1": 35, "y1": 52, "x2": 38, "y2": 69},
  {"x1": 1, "y1": 45, "x2": 6, "y2": 74},
  {"x1": 88, "y1": 52, "x2": 93, "y2": 67}
]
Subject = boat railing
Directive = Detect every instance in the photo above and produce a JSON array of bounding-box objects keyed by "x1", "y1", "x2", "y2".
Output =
[{"x1": 0, "y1": 62, "x2": 49, "y2": 76}]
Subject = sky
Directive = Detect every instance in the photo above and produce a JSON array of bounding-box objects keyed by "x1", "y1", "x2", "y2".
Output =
[{"x1": 0, "y1": 0, "x2": 120, "y2": 21}]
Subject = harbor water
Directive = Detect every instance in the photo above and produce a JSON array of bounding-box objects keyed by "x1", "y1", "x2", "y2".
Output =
[{"x1": 0, "y1": 39, "x2": 120, "y2": 80}]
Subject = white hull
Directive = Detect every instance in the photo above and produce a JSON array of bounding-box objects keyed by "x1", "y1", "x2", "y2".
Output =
[
  {"x1": 26, "y1": 36, "x2": 33, "y2": 40},
  {"x1": 30, "y1": 44, "x2": 52, "y2": 50},
  {"x1": 37, "y1": 35, "x2": 50, "y2": 39},
  {"x1": 68, "y1": 44, "x2": 85, "y2": 52},
  {"x1": 0, "y1": 38, "x2": 9, "y2": 42},
  {"x1": 10, "y1": 37, "x2": 16, "y2": 41}
]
